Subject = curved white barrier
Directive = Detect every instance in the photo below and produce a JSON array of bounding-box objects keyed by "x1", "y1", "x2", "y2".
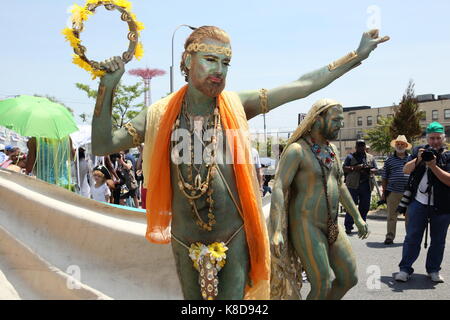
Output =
[{"x1": 0, "y1": 168, "x2": 183, "y2": 300}]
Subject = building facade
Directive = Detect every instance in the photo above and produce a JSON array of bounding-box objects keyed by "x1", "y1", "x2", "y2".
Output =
[{"x1": 329, "y1": 94, "x2": 450, "y2": 155}]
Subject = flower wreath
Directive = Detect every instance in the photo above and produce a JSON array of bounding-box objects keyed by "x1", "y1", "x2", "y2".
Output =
[{"x1": 62, "y1": 0, "x2": 145, "y2": 79}]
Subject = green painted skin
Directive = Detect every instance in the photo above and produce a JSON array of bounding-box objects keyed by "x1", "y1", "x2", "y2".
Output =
[
  {"x1": 271, "y1": 106, "x2": 369, "y2": 300},
  {"x1": 91, "y1": 31, "x2": 386, "y2": 299}
]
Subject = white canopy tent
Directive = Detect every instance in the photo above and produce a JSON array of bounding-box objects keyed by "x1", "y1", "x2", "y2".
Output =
[{"x1": 70, "y1": 125, "x2": 92, "y2": 197}]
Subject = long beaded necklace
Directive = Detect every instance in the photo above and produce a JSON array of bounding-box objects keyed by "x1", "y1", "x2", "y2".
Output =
[
  {"x1": 171, "y1": 98, "x2": 221, "y2": 231},
  {"x1": 304, "y1": 137, "x2": 339, "y2": 245}
]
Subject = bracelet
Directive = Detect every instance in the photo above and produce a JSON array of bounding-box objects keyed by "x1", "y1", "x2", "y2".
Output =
[
  {"x1": 259, "y1": 88, "x2": 269, "y2": 114},
  {"x1": 124, "y1": 122, "x2": 143, "y2": 146},
  {"x1": 328, "y1": 51, "x2": 361, "y2": 71}
]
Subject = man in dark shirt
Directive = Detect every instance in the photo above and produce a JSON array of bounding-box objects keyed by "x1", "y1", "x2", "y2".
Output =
[{"x1": 343, "y1": 140, "x2": 378, "y2": 234}]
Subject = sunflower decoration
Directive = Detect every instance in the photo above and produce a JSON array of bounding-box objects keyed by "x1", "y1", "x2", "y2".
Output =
[
  {"x1": 188, "y1": 242, "x2": 228, "y2": 300},
  {"x1": 62, "y1": 0, "x2": 145, "y2": 79}
]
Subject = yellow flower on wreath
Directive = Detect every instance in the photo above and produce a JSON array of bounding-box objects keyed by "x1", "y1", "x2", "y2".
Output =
[
  {"x1": 61, "y1": 28, "x2": 80, "y2": 48},
  {"x1": 72, "y1": 55, "x2": 106, "y2": 80},
  {"x1": 134, "y1": 42, "x2": 144, "y2": 60},
  {"x1": 70, "y1": 3, "x2": 92, "y2": 25},
  {"x1": 113, "y1": 0, "x2": 133, "y2": 11}
]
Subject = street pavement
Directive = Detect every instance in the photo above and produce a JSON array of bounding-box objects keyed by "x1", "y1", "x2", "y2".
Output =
[{"x1": 300, "y1": 214, "x2": 450, "y2": 300}]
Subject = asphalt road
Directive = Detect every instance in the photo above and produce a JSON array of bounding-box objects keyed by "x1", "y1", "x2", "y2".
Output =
[{"x1": 300, "y1": 215, "x2": 450, "y2": 300}]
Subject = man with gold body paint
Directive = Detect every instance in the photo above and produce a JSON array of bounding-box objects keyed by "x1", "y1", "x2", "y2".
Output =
[
  {"x1": 270, "y1": 100, "x2": 369, "y2": 300},
  {"x1": 91, "y1": 26, "x2": 388, "y2": 299}
]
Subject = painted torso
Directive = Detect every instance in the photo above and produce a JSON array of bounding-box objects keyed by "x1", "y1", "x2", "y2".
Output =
[
  {"x1": 170, "y1": 115, "x2": 245, "y2": 245},
  {"x1": 288, "y1": 139, "x2": 341, "y2": 232}
]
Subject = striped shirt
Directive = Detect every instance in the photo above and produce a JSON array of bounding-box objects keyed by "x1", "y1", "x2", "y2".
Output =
[{"x1": 382, "y1": 152, "x2": 410, "y2": 193}]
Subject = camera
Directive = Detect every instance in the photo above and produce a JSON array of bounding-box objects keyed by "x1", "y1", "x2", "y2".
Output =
[
  {"x1": 422, "y1": 147, "x2": 438, "y2": 162},
  {"x1": 396, "y1": 189, "x2": 412, "y2": 214}
]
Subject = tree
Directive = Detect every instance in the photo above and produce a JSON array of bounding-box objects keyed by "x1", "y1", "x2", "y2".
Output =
[
  {"x1": 79, "y1": 113, "x2": 90, "y2": 123},
  {"x1": 75, "y1": 81, "x2": 146, "y2": 129},
  {"x1": 128, "y1": 68, "x2": 166, "y2": 106},
  {"x1": 364, "y1": 116, "x2": 394, "y2": 156},
  {"x1": 390, "y1": 80, "x2": 425, "y2": 143}
]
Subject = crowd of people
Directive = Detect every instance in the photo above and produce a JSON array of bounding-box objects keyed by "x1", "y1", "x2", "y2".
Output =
[
  {"x1": 0, "y1": 140, "x2": 145, "y2": 209},
  {"x1": 0, "y1": 144, "x2": 28, "y2": 174},
  {"x1": 341, "y1": 122, "x2": 450, "y2": 284},
  {"x1": 78, "y1": 147, "x2": 144, "y2": 208}
]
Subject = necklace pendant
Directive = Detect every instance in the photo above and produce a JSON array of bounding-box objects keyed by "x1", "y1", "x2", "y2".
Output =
[{"x1": 195, "y1": 174, "x2": 203, "y2": 190}]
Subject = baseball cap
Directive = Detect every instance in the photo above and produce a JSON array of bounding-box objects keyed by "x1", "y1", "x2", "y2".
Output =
[
  {"x1": 5, "y1": 145, "x2": 14, "y2": 152},
  {"x1": 426, "y1": 122, "x2": 444, "y2": 134}
]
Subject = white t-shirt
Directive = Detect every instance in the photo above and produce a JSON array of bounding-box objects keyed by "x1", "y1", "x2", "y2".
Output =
[
  {"x1": 415, "y1": 168, "x2": 434, "y2": 206},
  {"x1": 252, "y1": 148, "x2": 261, "y2": 169},
  {"x1": 91, "y1": 183, "x2": 111, "y2": 202}
]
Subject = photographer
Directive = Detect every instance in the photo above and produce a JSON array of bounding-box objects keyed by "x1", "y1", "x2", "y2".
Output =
[
  {"x1": 395, "y1": 122, "x2": 450, "y2": 283},
  {"x1": 343, "y1": 140, "x2": 378, "y2": 234},
  {"x1": 381, "y1": 135, "x2": 411, "y2": 245}
]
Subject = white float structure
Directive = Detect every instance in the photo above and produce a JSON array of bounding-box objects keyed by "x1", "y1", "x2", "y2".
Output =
[{"x1": 0, "y1": 168, "x2": 182, "y2": 299}]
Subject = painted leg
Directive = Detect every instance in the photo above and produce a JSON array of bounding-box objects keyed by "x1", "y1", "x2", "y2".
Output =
[
  {"x1": 171, "y1": 240, "x2": 203, "y2": 299},
  {"x1": 327, "y1": 225, "x2": 358, "y2": 300},
  {"x1": 290, "y1": 221, "x2": 332, "y2": 300},
  {"x1": 216, "y1": 229, "x2": 249, "y2": 299}
]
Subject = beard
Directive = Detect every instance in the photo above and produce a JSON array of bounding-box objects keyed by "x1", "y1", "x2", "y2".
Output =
[
  {"x1": 191, "y1": 73, "x2": 226, "y2": 98},
  {"x1": 323, "y1": 128, "x2": 339, "y2": 141}
]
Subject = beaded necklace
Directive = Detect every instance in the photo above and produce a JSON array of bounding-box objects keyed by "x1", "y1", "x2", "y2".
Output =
[
  {"x1": 309, "y1": 137, "x2": 336, "y2": 170},
  {"x1": 171, "y1": 98, "x2": 221, "y2": 231}
]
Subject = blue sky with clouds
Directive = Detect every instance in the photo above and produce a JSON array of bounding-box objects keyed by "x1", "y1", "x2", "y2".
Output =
[{"x1": 1, "y1": 0, "x2": 449, "y2": 130}]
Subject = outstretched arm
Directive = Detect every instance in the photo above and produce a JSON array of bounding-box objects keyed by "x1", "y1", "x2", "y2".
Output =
[
  {"x1": 270, "y1": 143, "x2": 302, "y2": 248},
  {"x1": 239, "y1": 30, "x2": 389, "y2": 120},
  {"x1": 91, "y1": 57, "x2": 147, "y2": 156}
]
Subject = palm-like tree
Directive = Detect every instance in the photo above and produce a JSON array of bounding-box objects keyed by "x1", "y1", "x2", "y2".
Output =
[{"x1": 128, "y1": 68, "x2": 166, "y2": 106}]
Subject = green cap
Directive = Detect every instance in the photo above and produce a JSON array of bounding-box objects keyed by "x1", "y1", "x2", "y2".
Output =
[{"x1": 426, "y1": 122, "x2": 444, "y2": 134}]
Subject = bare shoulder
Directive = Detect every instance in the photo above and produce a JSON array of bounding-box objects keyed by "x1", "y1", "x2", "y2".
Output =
[
  {"x1": 280, "y1": 141, "x2": 305, "y2": 166},
  {"x1": 284, "y1": 141, "x2": 303, "y2": 157}
]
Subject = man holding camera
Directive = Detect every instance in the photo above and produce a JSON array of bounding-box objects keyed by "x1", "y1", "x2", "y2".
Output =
[
  {"x1": 381, "y1": 135, "x2": 412, "y2": 245},
  {"x1": 395, "y1": 122, "x2": 450, "y2": 283},
  {"x1": 343, "y1": 140, "x2": 378, "y2": 234}
]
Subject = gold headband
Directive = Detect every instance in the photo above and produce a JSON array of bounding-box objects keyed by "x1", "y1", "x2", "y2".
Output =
[{"x1": 187, "y1": 43, "x2": 232, "y2": 57}]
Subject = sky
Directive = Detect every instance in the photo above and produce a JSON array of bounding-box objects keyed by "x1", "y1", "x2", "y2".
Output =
[{"x1": 1, "y1": 0, "x2": 449, "y2": 131}]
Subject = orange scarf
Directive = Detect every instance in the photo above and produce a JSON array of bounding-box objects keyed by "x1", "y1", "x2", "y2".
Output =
[{"x1": 145, "y1": 85, "x2": 270, "y2": 296}]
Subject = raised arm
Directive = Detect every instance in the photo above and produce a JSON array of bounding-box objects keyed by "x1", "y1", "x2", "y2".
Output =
[
  {"x1": 238, "y1": 30, "x2": 390, "y2": 120},
  {"x1": 91, "y1": 57, "x2": 147, "y2": 156},
  {"x1": 269, "y1": 142, "x2": 302, "y2": 249}
]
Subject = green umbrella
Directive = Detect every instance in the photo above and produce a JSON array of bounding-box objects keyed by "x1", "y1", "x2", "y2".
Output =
[{"x1": 0, "y1": 95, "x2": 79, "y2": 139}]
